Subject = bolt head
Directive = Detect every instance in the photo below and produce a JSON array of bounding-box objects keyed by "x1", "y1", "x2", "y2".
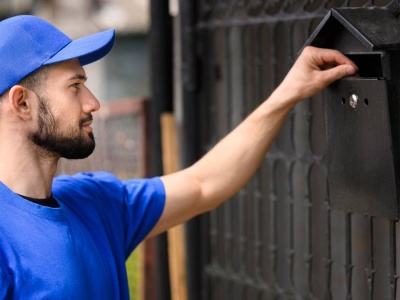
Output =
[{"x1": 349, "y1": 94, "x2": 358, "y2": 109}]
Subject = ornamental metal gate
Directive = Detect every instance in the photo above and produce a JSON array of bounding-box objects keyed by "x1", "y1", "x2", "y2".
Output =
[{"x1": 179, "y1": 1, "x2": 400, "y2": 300}]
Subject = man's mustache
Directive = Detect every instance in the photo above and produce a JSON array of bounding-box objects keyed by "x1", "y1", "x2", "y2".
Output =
[{"x1": 79, "y1": 114, "x2": 93, "y2": 127}]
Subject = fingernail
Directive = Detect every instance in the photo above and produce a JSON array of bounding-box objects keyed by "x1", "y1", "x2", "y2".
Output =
[{"x1": 346, "y1": 66, "x2": 356, "y2": 75}]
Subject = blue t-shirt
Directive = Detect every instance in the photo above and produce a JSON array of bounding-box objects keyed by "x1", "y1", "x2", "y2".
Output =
[{"x1": 0, "y1": 172, "x2": 165, "y2": 299}]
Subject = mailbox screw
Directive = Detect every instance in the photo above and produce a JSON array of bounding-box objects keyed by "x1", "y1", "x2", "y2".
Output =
[{"x1": 349, "y1": 94, "x2": 358, "y2": 109}]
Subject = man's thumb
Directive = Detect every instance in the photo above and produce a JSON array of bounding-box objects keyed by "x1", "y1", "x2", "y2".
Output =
[
  {"x1": 325, "y1": 64, "x2": 356, "y2": 83},
  {"x1": 345, "y1": 65, "x2": 357, "y2": 76}
]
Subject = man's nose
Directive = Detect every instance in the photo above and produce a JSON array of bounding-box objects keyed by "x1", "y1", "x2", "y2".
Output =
[{"x1": 82, "y1": 87, "x2": 100, "y2": 113}]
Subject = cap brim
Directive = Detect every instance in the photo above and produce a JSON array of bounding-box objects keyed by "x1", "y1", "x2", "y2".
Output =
[{"x1": 44, "y1": 29, "x2": 115, "y2": 66}]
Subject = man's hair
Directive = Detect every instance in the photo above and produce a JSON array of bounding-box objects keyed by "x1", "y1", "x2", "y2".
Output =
[{"x1": 0, "y1": 65, "x2": 52, "y2": 100}]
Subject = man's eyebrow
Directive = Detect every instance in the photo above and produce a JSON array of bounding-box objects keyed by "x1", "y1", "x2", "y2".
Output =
[{"x1": 68, "y1": 74, "x2": 88, "y2": 81}]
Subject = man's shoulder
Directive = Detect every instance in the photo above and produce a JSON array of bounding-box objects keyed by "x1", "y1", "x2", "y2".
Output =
[
  {"x1": 53, "y1": 172, "x2": 164, "y2": 193},
  {"x1": 52, "y1": 172, "x2": 165, "y2": 207},
  {"x1": 53, "y1": 171, "x2": 119, "y2": 185},
  {"x1": 53, "y1": 172, "x2": 120, "y2": 193}
]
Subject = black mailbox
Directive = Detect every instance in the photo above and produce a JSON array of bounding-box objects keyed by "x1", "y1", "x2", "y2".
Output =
[{"x1": 304, "y1": 7, "x2": 400, "y2": 219}]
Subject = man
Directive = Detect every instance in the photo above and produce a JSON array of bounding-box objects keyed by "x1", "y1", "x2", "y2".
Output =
[{"x1": 0, "y1": 15, "x2": 357, "y2": 299}]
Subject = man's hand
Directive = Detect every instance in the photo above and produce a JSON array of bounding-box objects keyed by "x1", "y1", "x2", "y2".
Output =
[{"x1": 276, "y1": 46, "x2": 358, "y2": 104}]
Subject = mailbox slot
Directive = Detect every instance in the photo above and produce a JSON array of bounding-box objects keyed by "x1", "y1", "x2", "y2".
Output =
[{"x1": 346, "y1": 53, "x2": 384, "y2": 79}]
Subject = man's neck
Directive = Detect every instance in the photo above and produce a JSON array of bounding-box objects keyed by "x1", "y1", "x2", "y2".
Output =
[{"x1": 0, "y1": 141, "x2": 59, "y2": 198}]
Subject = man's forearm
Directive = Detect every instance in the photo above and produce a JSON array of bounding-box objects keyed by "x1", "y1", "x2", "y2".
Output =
[{"x1": 186, "y1": 88, "x2": 296, "y2": 211}]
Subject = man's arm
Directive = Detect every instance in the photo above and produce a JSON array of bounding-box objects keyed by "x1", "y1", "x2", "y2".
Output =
[{"x1": 148, "y1": 46, "x2": 358, "y2": 237}]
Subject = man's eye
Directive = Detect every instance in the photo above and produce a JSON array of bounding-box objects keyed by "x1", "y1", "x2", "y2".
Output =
[{"x1": 71, "y1": 83, "x2": 80, "y2": 88}]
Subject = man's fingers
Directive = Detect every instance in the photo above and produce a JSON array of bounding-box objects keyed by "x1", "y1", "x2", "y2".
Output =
[
  {"x1": 320, "y1": 51, "x2": 356, "y2": 68},
  {"x1": 303, "y1": 46, "x2": 358, "y2": 72}
]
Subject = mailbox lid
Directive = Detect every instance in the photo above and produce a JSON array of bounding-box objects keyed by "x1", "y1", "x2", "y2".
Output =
[{"x1": 325, "y1": 79, "x2": 398, "y2": 219}]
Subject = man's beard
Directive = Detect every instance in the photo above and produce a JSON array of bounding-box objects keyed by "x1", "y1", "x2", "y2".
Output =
[{"x1": 29, "y1": 95, "x2": 96, "y2": 159}]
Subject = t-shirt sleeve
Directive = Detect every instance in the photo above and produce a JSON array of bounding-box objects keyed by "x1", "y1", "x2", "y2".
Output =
[
  {"x1": 121, "y1": 176, "x2": 166, "y2": 255},
  {"x1": 53, "y1": 172, "x2": 166, "y2": 259}
]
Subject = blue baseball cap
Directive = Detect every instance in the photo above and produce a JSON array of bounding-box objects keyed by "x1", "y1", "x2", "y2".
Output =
[{"x1": 0, "y1": 15, "x2": 115, "y2": 94}]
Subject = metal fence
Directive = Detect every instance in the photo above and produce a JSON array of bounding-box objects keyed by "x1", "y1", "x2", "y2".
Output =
[{"x1": 184, "y1": 1, "x2": 400, "y2": 299}]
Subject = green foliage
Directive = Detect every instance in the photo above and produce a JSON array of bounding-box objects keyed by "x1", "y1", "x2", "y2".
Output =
[{"x1": 126, "y1": 250, "x2": 141, "y2": 300}]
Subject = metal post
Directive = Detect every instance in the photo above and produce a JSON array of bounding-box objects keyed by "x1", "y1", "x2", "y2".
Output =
[
  {"x1": 149, "y1": 1, "x2": 173, "y2": 299},
  {"x1": 179, "y1": 1, "x2": 202, "y2": 300}
]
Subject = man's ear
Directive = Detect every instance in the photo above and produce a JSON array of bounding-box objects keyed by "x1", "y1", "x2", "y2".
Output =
[{"x1": 7, "y1": 85, "x2": 34, "y2": 120}]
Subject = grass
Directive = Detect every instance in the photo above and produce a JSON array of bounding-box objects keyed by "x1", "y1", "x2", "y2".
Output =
[{"x1": 126, "y1": 249, "x2": 141, "y2": 300}]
